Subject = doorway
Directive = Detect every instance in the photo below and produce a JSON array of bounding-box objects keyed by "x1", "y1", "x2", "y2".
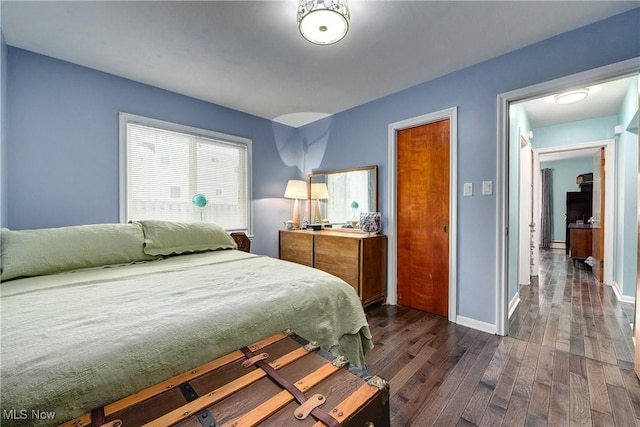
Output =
[
  {"x1": 496, "y1": 58, "x2": 639, "y2": 335},
  {"x1": 532, "y1": 141, "x2": 613, "y2": 276},
  {"x1": 387, "y1": 107, "x2": 458, "y2": 323}
]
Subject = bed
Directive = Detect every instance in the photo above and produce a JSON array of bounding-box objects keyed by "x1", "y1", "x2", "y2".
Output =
[{"x1": 0, "y1": 221, "x2": 373, "y2": 426}]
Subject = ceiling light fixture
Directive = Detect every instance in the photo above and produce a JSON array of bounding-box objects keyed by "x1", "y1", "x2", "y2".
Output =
[
  {"x1": 298, "y1": 0, "x2": 350, "y2": 45},
  {"x1": 554, "y1": 89, "x2": 589, "y2": 105}
]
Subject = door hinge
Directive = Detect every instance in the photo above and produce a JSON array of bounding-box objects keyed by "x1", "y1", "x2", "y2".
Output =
[{"x1": 444, "y1": 225, "x2": 448, "y2": 233}]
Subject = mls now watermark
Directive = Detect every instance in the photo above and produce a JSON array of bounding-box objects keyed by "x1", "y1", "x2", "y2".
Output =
[{"x1": 3, "y1": 409, "x2": 57, "y2": 421}]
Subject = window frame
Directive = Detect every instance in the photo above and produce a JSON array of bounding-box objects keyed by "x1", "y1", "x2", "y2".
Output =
[{"x1": 119, "y1": 112, "x2": 253, "y2": 234}]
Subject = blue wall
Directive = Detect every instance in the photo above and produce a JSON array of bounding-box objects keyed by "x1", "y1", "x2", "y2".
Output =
[
  {"x1": 540, "y1": 158, "x2": 594, "y2": 242},
  {"x1": 5, "y1": 48, "x2": 305, "y2": 256},
  {"x1": 534, "y1": 116, "x2": 619, "y2": 148},
  {"x1": 4, "y1": 8, "x2": 640, "y2": 326}
]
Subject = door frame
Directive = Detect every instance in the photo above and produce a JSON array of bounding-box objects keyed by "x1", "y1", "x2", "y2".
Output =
[
  {"x1": 388, "y1": 107, "x2": 458, "y2": 323},
  {"x1": 496, "y1": 57, "x2": 638, "y2": 335},
  {"x1": 532, "y1": 143, "x2": 541, "y2": 277},
  {"x1": 518, "y1": 133, "x2": 533, "y2": 287}
]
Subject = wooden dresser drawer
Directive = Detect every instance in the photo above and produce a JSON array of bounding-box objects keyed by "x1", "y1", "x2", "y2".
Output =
[
  {"x1": 279, "y1": 231, "x2": 313, "y2": 267},
  {"x1": 314, "y1": 259, "x2": 360, "y2": 292},
  {"x1": 314, "y1": 235, "x2": 360, "y2": 291},
  {"x1": 314, "y1": 234, "x2": 360, "y2": 259},
  {"x1": 278, "y1": 230, "x2": 386, "y2": 307}
]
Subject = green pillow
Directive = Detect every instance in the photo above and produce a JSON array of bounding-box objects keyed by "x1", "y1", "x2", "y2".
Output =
[
  {"x1": 0, "y1": 223, "x2": 154, "y2": 282},
  {"x1": 134, "y1": 220, "x2": 237, "y2": 256}
]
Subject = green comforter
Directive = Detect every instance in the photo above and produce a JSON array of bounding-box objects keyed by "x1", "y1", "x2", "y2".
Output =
[{"x1": 0, "y1": 250, "x2": 372, "y2": 426}]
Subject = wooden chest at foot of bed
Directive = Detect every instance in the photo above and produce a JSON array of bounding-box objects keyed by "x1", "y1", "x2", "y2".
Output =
[{"x1": 60, "y1": 331, "x2": 389, "y2": 427}]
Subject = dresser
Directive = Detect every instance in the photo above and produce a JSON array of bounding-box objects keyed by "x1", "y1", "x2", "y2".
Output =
[{"x1": 279, "y1": 230, "x2": 387, "y2": 307}]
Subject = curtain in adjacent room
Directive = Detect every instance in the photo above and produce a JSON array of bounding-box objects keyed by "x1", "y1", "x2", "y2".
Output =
[{"x1": 540, "y1": 168, "x2": 552, "y2": 248}]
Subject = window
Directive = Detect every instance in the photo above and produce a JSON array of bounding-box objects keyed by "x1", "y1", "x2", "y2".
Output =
[{"x1": 119, "y1": 113, "x2": 252, "y2": 233}]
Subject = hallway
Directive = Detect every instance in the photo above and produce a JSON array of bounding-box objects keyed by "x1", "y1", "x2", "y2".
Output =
[
  {"x1": 509, "y1": 248, "x2": 637, "y2": 426},
  {"x1": 365, "y1": 248, "x2": 640, "y2": 426}
]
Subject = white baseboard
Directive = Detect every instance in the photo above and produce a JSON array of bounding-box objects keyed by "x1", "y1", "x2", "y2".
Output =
[
  {"x1": 508, "y1": 293, "x2": 521, "y2": 318},
  {"x1": 622, "y1": 295, "x2": 635, "y2": 304},
  {"x1": 550, "y1": 241, "x2": 565, "y2": 250},
  {"x1": 611, "y1": 281, "x2": 635, "y2": 304},
  {"x1": 456, "y1": 315, "x2": 496, "y2": 335}
]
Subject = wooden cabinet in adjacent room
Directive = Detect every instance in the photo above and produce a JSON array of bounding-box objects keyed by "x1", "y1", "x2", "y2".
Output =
[
  {"x1": 569, "y1": 223, "x2": 592, "y2": 265},
  {"x1": 279, "y1": 230, "x2": 387, "y2": 307},
  {"x1": 565, "y1": 191, "x2": 592, "y2": 255}
]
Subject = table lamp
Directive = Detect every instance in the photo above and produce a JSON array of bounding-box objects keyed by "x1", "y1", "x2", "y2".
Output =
[
  {"x1": 284, "y1": 180, "x2": 308, "y2": 229},
  {"x1": 311, "y1": 183, "x2": 329, "y2": 224}
]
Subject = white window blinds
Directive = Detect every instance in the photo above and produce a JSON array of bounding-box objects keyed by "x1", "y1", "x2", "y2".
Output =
[{"x1": 120, "y1": 113, "x2": 252, "y2": 232}]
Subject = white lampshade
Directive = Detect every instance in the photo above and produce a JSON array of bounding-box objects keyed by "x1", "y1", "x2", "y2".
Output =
[
  {"x1": 284, "y1": 180, "x2": 308, "y2": 199},
  {"x1": 311, "y1": 182, "x2": 329, "y2": 224},
  {"x1": 298, "y1": 0, "x2": 350, "y2": 45},
  {"x1": 311, "y1": 183, "x2": 329, "y2": 200}
]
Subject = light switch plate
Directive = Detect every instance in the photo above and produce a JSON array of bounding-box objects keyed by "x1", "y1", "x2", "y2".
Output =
[
  {"x1": 482, "y1": 181, "x2": 493, "y2": 195},
  {"x1": 463, "y1": 182, "x2": 473, "y2": 196}
]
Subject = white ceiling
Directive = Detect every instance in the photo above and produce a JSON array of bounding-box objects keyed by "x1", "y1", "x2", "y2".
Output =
[
  {"x1": 1, "y1": 1, "x2": 639, "y2": 127},
  {"x1": 516, "y1": 76, "x2": 637, "y2": 129}
]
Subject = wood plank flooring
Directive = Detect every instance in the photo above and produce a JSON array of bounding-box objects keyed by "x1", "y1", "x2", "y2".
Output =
[{"x1": 364, "y1": 249, "x2": 639, "y2": 426}]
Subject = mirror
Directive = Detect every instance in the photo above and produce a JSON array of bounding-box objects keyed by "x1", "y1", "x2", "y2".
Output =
[{"x1": 308, "y1": 165, "x2": 377, "y2": 226}]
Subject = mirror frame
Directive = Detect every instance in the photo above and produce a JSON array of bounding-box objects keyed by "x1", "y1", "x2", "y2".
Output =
[{"x1": 307, "y1": 165, "x2": 378, "y2": 225}]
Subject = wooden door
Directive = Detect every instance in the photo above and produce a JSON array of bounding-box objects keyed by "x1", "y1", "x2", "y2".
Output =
[
  {"x1": 592, "y1": 147, "x2": 605, "y2": 282},
  {"x1": 397, "y1": 119, "x2": 450, "y2": 316}
]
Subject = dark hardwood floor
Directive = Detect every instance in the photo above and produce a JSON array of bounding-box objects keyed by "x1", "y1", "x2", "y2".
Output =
[{"x1": 365, "y1": 248, "x2": 639, "y2": 426}]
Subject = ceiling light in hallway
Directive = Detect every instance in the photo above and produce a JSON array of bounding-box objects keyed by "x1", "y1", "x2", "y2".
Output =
[{"x1": 554, "y1": 89, "x2": 589, "y2": 104}]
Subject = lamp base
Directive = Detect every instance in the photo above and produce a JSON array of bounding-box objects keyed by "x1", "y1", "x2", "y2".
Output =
[
  {"x1": 314, "y1": 199, "x2": 322, "y2": 224},
  {"x1": 293, "y1": 199, "x2": 301, "y2": 229}
]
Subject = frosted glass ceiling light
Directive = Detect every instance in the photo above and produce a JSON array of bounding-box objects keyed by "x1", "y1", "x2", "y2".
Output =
[
  {"x1": 298, "y1": 0, "x2": 350, "y2": 45},
  {"x1": 554, "y1": 89, "x2": 589, "y2": 105}
]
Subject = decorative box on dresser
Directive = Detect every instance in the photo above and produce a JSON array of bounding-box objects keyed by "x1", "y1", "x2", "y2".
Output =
[{"x1": 279, "y1": 229, "x2": 387, "y2": 307}]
